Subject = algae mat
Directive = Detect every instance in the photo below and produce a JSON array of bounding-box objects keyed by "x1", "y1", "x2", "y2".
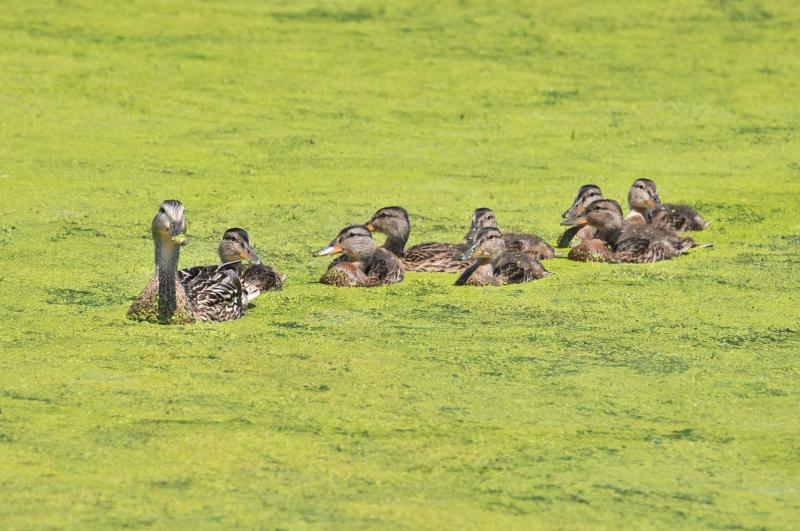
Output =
[{"x1": 1, "y1": 0, "x2": 799, "y2": 528}]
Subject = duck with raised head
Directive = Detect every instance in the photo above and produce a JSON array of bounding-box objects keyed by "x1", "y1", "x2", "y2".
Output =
[
  {"x1": 314, "y1": 225, "x2": 404, "y2": 287},
  {"x1": 562, "y1": 199, "x2": 697, "y2": 263},
  {"x1": 465, "y1": 208, "x2": 555, "y2": 260},
  {"x1": 628, "y1": 178, "x2": 708, "y2": 231},
  {"x1": 365, "y1": 206, "x2": 470, "y2": 273},
  {"x1": 557, "y1": 184, "x2": 604, "y2": 248},
  {"x1": 218, "y1": 228, "x2": 285, "y2": 294},
  {"x1": 128, "y1": 200, "x2": 257, "y2": 324},
  {"x1": 456, "y1": 227, "x2": 549, "y2": 286}
]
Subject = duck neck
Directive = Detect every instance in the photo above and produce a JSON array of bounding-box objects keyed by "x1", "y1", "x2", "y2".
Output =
[
  {"x1": 155, "y1": 239, "x2": 181, "y2": 324},
  {"x1": 598, "y1": 226, "x2": 622, "y2": 249},
  {"x1": 383, "y1": 232, "x2": 408, "y2": 256}
]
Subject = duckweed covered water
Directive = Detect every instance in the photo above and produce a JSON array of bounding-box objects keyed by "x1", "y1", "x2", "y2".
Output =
[{"x1": 1, "y1": 0, "x2": 799, "y2": 527}]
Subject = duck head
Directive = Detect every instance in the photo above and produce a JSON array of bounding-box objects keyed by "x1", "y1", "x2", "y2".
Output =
[
  {"x1": 314, "y1": 224, "x2": 376, "y2": 261},
  {"x1": 464, "y1": 207, "x2": 498, "y2": 243},
  {"x1": 461, "y1": 226, "x2": 506, "y2": 260},
  {"x1": 562, "y1": 199, "x2": 624, "y2": 243},
  {"x1": 218, "y1": 227, "x2": 261, "y2": 264},
  {"x1": 151, "y1": 199, "x2": 189, "y2": 247},
  {"x1": 365, "y1": 206, "x2": 410, "y2": 254},
  {"x1": 562, "y1": 184, "x2": 603, "y2": 218},
  {"x1": 628, "y1": 179, "x2": 663, "y2": 216}
]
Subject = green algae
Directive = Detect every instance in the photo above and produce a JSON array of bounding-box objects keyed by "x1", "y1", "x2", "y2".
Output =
[{"x1": 1, "y1": 0, "x2": 800, "y2": 528}]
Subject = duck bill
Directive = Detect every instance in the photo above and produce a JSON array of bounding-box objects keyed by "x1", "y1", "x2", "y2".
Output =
[
  {"x1": 314, "y1": 244, "x2": 343, "y2": 257},
  {"x1": 647, "y1": 194, "x2": 663, "y2": 209},
  {"x1": 460, "y1": 243, "x2": 482, "y2": 261},
  {"x1": 242, "y1": 248, "x2": 261, "y2": 264},
  {"x1": 560, "y1": 217, "x2": 587, "y2": 227}
]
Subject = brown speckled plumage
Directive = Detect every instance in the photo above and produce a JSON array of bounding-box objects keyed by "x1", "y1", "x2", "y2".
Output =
[
  {"x1": 128, "y1": 200, "x2": 249, "y2": 324},
  {"x1": 315, "y1": 225, "x2": 404, "y2": 287},
  {"x1": 628, "y1": 178, "x2": 708, "y2": 232},
  {"x1": 558, "y1": 185, "x2": 604, "y2": 248},
  {"x1": 456, "y1": 227, "x2": 550, "y2": 286},
  {"x1": 366, "y1": 206, "x2": 470, "y2": 272},
  {"x1": 218, "y1": 227, "x2": 286, "y2": 296},
  {"x1": 562, "y1": 199, "x2": 698, "y2": 264},
  {"x1": 465, "y1": 208, "x2": 554, "y2": 260}
]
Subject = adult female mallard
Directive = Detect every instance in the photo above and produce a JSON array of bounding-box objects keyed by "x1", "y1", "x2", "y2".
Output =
[
  {"x1": 465, "y1": 208, "x2": 555, "y2": 260},
  {"x1": 456, "y1": 227, "x2": 549, "y2": 286},
  {"x1": 561, "y1": 199, "x2": 697, "y2": 263},
  {"x1": 127, "y1": 200, "x2": 257, "y2": 324},
  {"x1": 557, "y1": 184, "x2": 604, "y2": 248},
  {"x1": 218, "y1": 228, "x2": 285, "y2": 294},
  {"x1": 365, "y1": 206, "x2": 469, "y2": 272},
  {"x1": 628, "y1": 178, "x2": 708, "y2": 231},
  {"x1": 313, "y1": 225, "x2": 404, "y2": 287}
]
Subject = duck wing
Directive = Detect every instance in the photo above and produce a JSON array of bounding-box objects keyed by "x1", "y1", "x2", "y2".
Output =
[
  {"x1": 179, "y1": 263, "x2": 244, "y2": 321},
  {"x1": 614, "y1": 235, "x2": 679, "y2": 263},
  {"x1": 567, "y1": 239, "x2": 615, "y2": 262},
  {"x1": 403, "y1": 242, "x2": 470, "y2": 272},
  {"x1": 653, "y1": 204, "x2": 708, "y2": 231},
  {"x1": 455, "y1": 260, "x2": 499, "y2": 286},
  {"x1": 240, "y1": 264, "x2": 285, "y2": 303},
  {"x1": 494, "y1": 252, "x2": 549, "y2": 283},
  {"x1": 364, "y1": 248, "x2": 405, "y2": 287},
  {"x1": 503, "y1": 232, "x2": 555, "y2": 260},
  {"x1": 321, "y1": 260, "x2": 369, "y2": 287}
]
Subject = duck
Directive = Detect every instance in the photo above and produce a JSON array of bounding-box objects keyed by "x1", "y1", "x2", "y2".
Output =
[
  {"x1": 557, "y1": 184, "x2": 604, "y2": 248},
  {"x1": 561, "y1": 199, "x2": 697, "y2": 263},
  {"x1": 128, "y1": 200, "x2": 257, "y2": 324},
  {"x1": 365, "y1": 206, "x2": 470, "y2": 272},
  {"x1": 628, "y1": 178, "x2": 708, "y2": 231},
  {"x1": 217, "y1": 228, "x2": 285, "y2": 295},
  {"x1": 313, "y1": 224, "x2": 404, "y2": 287},
  {"x1": 456, "y1": 227, "x2": 549, "y2": 286},
  {"x1": 465, "y1": 208, "x2": 555, "y2": 260}
]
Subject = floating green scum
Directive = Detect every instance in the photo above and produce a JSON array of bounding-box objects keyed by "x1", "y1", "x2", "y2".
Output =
[{"x1": 1, "y1": 0, "x2": 798, "y2": 528}]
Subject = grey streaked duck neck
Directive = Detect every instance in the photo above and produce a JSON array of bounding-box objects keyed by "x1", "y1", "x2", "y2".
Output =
[
  {"x1": 155, "y1": 239, "x2": 181, "y2": 323},
  {"x1": 383, "y1": 230, "x2": 409, "y2": 256}
]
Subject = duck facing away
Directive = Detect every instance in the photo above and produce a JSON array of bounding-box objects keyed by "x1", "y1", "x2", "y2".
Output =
[
  {"x1": 456, "y1": 227, "x2": 549, "y2": 286},
  {"x1": 562, "y1": 199, "x2": 697, "y2": 263},
  {"x1": 628, "y1": 178, "x2": 708, "y2": 231},
  {"x1": 465, "y1": 208, "x2": 555, "y2": 260},
  {"x1": 365, "y1": 206, "x2": 469, "y2": 273},
  {"x1": 218, "y1": 228, "x2": 285, "y2": 295},
  {"x1": 314, "y1": 225, "x2": 404, "y2": 287},
  {"x1": 128, "y1": 200, "x2": 255, "y2": 324},
  {"x1": 557, "y1": 184, "x2": 603, "y2": 248}
]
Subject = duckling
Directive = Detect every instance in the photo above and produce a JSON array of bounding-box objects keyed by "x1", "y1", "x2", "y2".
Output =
[
  {"x1": 465, "y1": 208, "x2": 555, "y2": 260},
  {"x1": 628, "y1": 178, "x2": 708, "y2": 231},
  {"x1": 562, "y1": 199, "x2": 696, "y2": 263},
  {"x1": 456, "y1": 227, "x2": 549, "y2": 286},
  {"x1": 365, "y1": 206, "x2": 470, "y2": 273},
  {"x1": 313, "y1": 225, "x2": 404, "y2": 287},
  {"x1": 128, "y1": 200, "x2": 256, "y2": 324},
  {"x1": 557, "y1": 184, "x2": 603, "y2": 248},
  {"x1": 218, "y1": 228, "x2": 285, "y2": 294}
]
